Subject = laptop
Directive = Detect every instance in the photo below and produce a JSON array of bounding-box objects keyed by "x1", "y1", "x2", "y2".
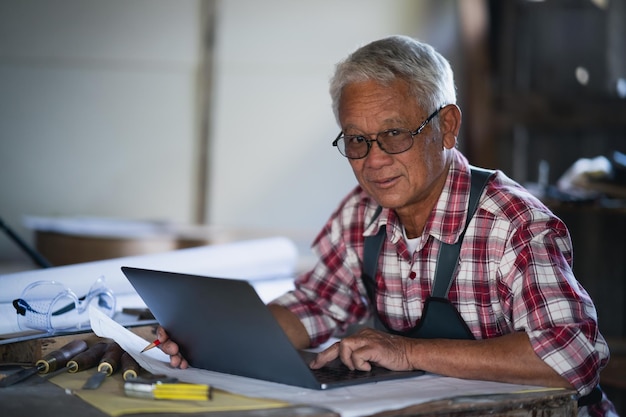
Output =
[{"x1": 121, "y1": 266, "x2": 424, "y2": 390}]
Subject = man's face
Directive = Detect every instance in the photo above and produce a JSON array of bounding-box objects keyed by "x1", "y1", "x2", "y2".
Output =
[{"x1": 338, "y1": 79, "x2": 454, "y2": 218}]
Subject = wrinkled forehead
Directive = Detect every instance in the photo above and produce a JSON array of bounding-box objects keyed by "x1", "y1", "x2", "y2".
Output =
[{"x1": 338, "y1": 80, "x2": 425, "y2": 128}]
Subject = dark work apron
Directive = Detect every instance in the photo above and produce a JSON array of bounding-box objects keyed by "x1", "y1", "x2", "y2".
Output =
[{"x1": 359, "y1": 166, "x2": 602, "y2": 407}]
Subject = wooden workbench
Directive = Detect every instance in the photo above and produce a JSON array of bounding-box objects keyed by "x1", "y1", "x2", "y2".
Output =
[
  {"x1": 0, "y1": 328, "x2": 578, "y2": 417},
  {"x1": 0, "y1": 372, "x2": 576, "y2": 417}
]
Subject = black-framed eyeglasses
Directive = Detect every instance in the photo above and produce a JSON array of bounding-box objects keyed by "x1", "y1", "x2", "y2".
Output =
[{"x1": 332, "y1": 106, "x2": 444, "y2": 159}]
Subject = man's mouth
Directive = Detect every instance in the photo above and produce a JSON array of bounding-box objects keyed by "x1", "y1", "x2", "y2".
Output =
[{"x1": 369, "y1": 176, "x2": 399, "y2": 188}]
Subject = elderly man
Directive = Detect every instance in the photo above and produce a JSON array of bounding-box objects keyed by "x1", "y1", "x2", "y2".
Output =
[{"x1": 161, "y1": 35, "x2": 615, "y2": 415}]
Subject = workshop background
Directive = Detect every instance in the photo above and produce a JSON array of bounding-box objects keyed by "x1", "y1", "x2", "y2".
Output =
[{"x1": 0, "y1": 0, "x2": 624, "y2": 411}]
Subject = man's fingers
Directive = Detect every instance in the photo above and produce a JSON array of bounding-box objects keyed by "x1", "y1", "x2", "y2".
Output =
[
  {"x1": 311, "y1": 329, "x2": 408, "y2": 372},
  {"x1": 347, "y1": 345, "x2": 377, "y2": 371},
  {"x1": 310, "y1": 338, "x2": 376, "y2": 371},
  {"x1": 170, "y1": 353, "x2": 189, "y2": 369},
  {"x1": 309, "y1": 342, "x2": 340, "y2": 369},
  {"x1": 155, "y1": 326, "x2": 189, "y2": 369},
  {"x1": 351, "y1": 356, "x2": 373, "y2": 371},
  {"x1": 161, "y1": 341, "x2": 188, "y2": 369},
  {"x1": 159, "y1": 339, "x2": 179, "y2": 356},
  {"x1": 156, "y1": 326, "x2": 168, "y2": 340},
  {"x1": 160, "y1": 341, "x2": 188, "y2": 368},
  {"x1": 337, "y1": 339, "x2": 373, "y2": 371},
  {"x1": 155, "y1": 326, "x2": 172, "y2": 353}
]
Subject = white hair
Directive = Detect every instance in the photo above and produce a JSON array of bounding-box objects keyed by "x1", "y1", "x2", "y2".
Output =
[{"x1": 329, "y1": 35, "x2": 457, "y2": 125}]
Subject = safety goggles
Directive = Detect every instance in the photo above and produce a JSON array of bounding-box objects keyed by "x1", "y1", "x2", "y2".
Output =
[{"x1": 13, "y1": 276, "x2": 115, "y2": 333}]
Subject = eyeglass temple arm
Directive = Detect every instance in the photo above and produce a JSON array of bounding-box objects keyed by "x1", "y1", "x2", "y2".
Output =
[{"x1": 412, "y1": 105, "x2": 445, "y2": 135}]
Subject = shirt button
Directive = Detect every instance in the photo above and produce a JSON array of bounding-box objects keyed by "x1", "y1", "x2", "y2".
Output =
[{"x1": 409, "y1": 271, "x2": 417, "y2": 279}]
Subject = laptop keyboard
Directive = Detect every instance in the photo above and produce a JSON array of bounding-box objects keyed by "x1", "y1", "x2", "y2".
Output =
[
  {"x1": 299, "y1": 349, "x2": 424, "y2": 387},
  {"x1": 311, "y1": 365, "x2": 379, "y2": 383}
]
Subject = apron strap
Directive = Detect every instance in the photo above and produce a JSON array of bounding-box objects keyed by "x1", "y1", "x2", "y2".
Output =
[{"x1": 431, "y1": 167, "x2": 493, "y2": 298}]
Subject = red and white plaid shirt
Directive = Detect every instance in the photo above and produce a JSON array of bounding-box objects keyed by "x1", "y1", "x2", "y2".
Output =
[{"x1": 273, "y1": 149, "x2": 611, "y2": 411}]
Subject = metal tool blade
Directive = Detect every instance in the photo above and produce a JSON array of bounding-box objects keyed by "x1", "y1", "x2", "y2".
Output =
[
  {"x1": 0, "y1": 339, "x2": 87, "y2": 388},
  {"x1": 82, "y1": 370, "x2": 107, "y2": 390},
  {"x1": 0, "y1": 366, "x2": 41, "y2": 388},
  {"x1": 43, "y1": 364, "x2": 73, "y2": 380}
]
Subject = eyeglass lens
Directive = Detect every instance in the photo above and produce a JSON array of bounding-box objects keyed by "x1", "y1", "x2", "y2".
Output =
[{"x1": 339, "y1": 130, "x2": 414, "y2": 159}]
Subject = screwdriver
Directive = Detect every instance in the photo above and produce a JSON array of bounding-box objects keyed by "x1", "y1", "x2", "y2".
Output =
[
  {"x1": 0, "y1": 339, "x2": 88, "y2": 388},
  {"x1": 82, "y1": 342, "x2": 124, "y2": 389},
  {"x1": 124, "y1": 381, "x2": 213, "y2": 401}
]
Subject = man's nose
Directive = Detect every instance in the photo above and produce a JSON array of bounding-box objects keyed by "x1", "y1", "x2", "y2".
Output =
[{"x1": 364, "y1": 139, "x2": 393, "y2": 165}]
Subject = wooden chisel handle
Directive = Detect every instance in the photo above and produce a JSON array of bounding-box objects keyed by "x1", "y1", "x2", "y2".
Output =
[
  {"x1": 121, "y1": 352, "x2": 141, "y2": 380},
  {"x1": 36, "y1": 339, "x2": 88, "y2": 374},
  {"x1": 97, "y1": 342, "x2": 124, "y2": 375},
  {"x1": 66, "y1": 342, "x2": 108, "y2": 373}
]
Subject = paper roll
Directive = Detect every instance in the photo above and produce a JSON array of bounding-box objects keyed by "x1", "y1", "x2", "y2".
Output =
[{"x1": 0, "y1": 237, "x2": 299, "y2": 336}]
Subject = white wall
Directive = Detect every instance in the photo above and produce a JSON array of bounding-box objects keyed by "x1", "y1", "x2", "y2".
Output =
[
  {"x1": 0, "y1": 0, "x2": 204, "y2": 263},
  {"x1": 207, "y1": 0, "x2": 461, "y2": 239},
  {"x1": 0, "y1": 0, "x2": 461, "y2": 265}
]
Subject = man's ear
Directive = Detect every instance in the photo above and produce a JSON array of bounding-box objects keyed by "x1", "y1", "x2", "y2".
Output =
[{"x1": 440, "y1": 104, "x2": 461, "y2": 149}]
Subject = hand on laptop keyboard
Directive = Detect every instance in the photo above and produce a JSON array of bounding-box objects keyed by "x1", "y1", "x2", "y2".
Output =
[{"x1": 309, "y1": 327, "x2": 414, "y2": 372}]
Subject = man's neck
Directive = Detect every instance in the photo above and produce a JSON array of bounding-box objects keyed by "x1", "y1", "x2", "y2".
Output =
[{"x1": 395, "y1": 163, "x2": 451, "y2": 239}]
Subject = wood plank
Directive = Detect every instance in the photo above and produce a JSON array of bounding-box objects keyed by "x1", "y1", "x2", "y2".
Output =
[
  {"x1": 0, "y1": 325, "x2": 157, "y2": 363},
  {"x1": 368, "y1": 390, "x2": 577, "y2": 417}
]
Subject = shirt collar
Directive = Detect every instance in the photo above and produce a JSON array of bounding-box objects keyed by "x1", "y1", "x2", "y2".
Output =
[
  {"x1": 424, "y1": 150, "x2": 472, "y2": 245},
  {"x1": 364, "y1": 149, "x2": 472, "y2": 246}
]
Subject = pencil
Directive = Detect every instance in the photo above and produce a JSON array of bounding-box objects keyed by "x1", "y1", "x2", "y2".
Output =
[{"x1": 141, "y1": 339, "x2": 161, "y2": 353}]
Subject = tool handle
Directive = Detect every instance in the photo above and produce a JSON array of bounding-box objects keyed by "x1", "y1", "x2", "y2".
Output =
[
  {"x1": 121, "y1": 352, "x2": 141, "y2": 380},
  {"x1": 36, "y1": 339, "x2": 88, "y2": 373},
  {"x1": 97, "y1": 342, "x2": 124, "y2": 375},
  {"x1": 67, "y1": 342, "x2": 108, "y2": 373}
]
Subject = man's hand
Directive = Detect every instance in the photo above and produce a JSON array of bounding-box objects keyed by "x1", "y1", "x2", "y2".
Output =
[
  {"x1": 310, "y1": 330, "x2": 572, "y2": 390},
  {"x1": 310, "y1": 327, "x2": 415, "y2": 371},
  {"x1": 155, "y1": 326, "x2": 189, "y2": 369}
]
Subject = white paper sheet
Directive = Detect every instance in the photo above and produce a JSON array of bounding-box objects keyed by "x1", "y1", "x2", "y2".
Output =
[{"x1": 89, "y1": 307, "x2": 553, "y2": 417}]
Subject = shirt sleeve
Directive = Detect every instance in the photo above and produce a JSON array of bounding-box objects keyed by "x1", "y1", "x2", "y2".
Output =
[
  {"x1": 271, "y1": 188, "x2": 371, "y2": 347},
  {"x1": 500, "y1": 215, "x2": 610, "y2": 395}
]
